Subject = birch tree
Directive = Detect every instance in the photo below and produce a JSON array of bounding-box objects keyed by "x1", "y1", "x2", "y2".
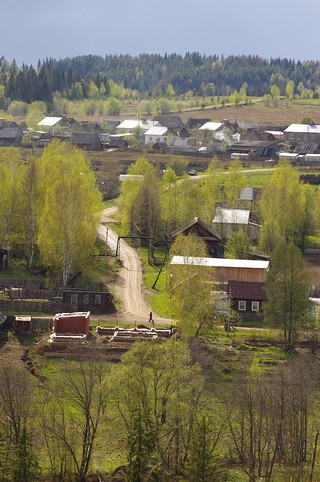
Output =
[{"x1": 37, "y1": 140, "x2": 102, "y2": 286}]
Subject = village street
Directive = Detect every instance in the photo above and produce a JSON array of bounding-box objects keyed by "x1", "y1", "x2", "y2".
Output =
[{"x1": 98, "y1": 207, "x2": 173, "y2": 326}]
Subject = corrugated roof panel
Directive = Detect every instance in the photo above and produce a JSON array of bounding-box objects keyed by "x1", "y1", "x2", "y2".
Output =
[
  {"x1": 213, "y1": 208, "x2": 250, "y2": 225},
  {"x1": 170, "y1": 256, "x2": 269, "y2": 270},
  {"x1": 284, "y1": 124, "x2": 320, "y2": 134},
  {"x1": 199, "y1": 122, "x2": 223, "y2": 131},
  {"x1": 240, "y1": 187, "x2": 254, "y2": 201},
  {"x1": 37, "y1": 117, "x2": 62, "y2": 127}
]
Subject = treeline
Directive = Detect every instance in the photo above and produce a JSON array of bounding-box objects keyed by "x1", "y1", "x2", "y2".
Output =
[{"x1": 2, "y1": 53, "x2": 320, "y2": 104}]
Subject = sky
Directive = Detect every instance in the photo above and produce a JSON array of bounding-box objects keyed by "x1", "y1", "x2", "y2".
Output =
[{"x1": 2, "y1": 0, "x2": 320, "y2": 66}]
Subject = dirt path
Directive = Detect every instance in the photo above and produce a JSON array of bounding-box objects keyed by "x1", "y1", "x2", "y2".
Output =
[{"x1": 98, "y1": 208, "x2": 173, "y2": 327}]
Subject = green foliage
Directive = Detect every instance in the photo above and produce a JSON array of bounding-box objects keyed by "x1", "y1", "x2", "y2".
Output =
[
  {"x1": 258, "y1": 161, "x2": 312, "y2": 252},
  {"x1": 108, "y1": 339, "x2": 205, "y2": 481},
  {"x1": 223, "y1": 160, "x2": 246, "y2": 207},
  {"x1": 225, "y1": 229, "x2": 251, "y2": 259},
  {"x1": 37, "y1": 140, "x2": 102, "y2": 285},
  {"x1": 265, "y1": 239, "x2": 309, "y2": 349},
  {"x1": 169, "y1": 233, "x2": 217, "y2": 336},
  {"x1": 300, "y1": 114, "x2": 315, "y2": 124}
]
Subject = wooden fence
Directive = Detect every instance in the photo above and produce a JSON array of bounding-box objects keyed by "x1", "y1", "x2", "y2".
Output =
[{"x1": 0, "y1": 299, "x2": 71, "y2": 314}]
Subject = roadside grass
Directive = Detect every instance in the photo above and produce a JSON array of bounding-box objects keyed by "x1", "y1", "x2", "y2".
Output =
[
  {"x1": 138, "y1": 246, "x2": 171, "y2": 318},
  {"x1": 241, "y1": 168, "x2": 275, "y2": 187},
  {"x1": 306, "y1": 235, "x2": 320, "y2": 249}
]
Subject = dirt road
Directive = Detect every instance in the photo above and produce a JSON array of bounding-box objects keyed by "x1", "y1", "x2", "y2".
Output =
[{"x1": 98, "y1": 208, "x2": 173, "y2": 327}]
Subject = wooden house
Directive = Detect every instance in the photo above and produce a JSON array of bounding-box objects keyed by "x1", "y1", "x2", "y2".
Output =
[
  {"x1": 228, "y1": 280, "x2": 266, "y2": 318},
  {"x1": 284, "y1": 124, "x2": 320, "y2": 145},
  {"x1": 153, "y1": 115, "x2": 185, "y2": 130},
  {"x1": 170, "y1": 217, "x2": 222, "y2": 257},
  {"x1": 69, "y1": 132, "x2": 102, "y2": 150},
  {"x1": 0, "y1": 127, "x2": 23, "y2": 146},
  {"x1": 60, "y1": 289, "x2": 113, "y2": 314}
]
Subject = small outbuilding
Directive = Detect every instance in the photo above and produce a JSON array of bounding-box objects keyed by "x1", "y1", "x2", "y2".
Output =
[
  {"x1": 53, "y1": 311, "x2": 90, "y2": 335},
  {"x1": 14, "y1": 315, "x2": 32, "y2": 334}
]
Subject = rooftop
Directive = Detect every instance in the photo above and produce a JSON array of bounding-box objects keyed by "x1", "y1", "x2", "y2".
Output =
[{"x1": 170, "y1": 256, "x2": 269, "y2": 270}]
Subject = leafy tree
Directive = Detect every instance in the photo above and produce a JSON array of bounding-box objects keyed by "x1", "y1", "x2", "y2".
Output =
[
  {"x1": 8, "y1": 100, "x2": 29, "y2": 116},
  {"x1": 13, "y1": 426, "x2": 41, "y2": 482},
  {"x1": 169, "y1": 233, "x2": 217, "y2": 336},
  {"x1": 258, "y1": 161, "x2": 311, "y2": 251},
  {"x1": 270, "y1": 84, "x2": 280, "y2": 106},
  {"x1": 37, "y1": 140, "x2": 102, "y2": 286},
  {"x1": 225, "y1": 229, "x2": 251, "y2": 259},
  {"x1": 25, "y1": 100, "x2": 47, "y2": 129},
  {"x1": 20, "y1": 158, "x2": 40, "y2": 268},
  {"x1": 223, "y1": 160, "x2": 246, "y2": 207},
  {"x1": 264, "y1": 239, "x2": 309, "y2": 350},
  {"x1": 40, "y1": 361, "x2": 107, "y2": 482},
  {"x1": 105, "y1": 96, "x2": 121, "y2": 115},
  {"x1": 0, "y1": 149, "x2": 25, "y2": 251},
  {"x1": 300, "y1": 115, "x2": 315, "y2": 124},
  {"x1": 108, "y1": 340, "x2": 205, "y2": 481},
  {"x1": 229, "y1": 89, "x2": 240, "y2": 105},
  {"x1": 285, "y1": 80, "x2": 295, "y2": 99}
]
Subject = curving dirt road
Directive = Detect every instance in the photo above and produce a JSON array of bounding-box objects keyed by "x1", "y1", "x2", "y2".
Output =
[{"x1": 98, "y1": 208, "x2": 172, "y2": 326}]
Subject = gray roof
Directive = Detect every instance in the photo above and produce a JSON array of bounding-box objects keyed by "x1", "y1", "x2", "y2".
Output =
[
  {"x1": 0, "y1": 127, "x2": 23, "y2": 139},
  {"x1": 213, "y1": 208, "x2": 250, "y2": 225},
  {"x1": 240, "y1": 187, "x2": 254, "y2": 201},
  {"x1": 69, "y1": 132, "x2": 102, "y2": 150}
]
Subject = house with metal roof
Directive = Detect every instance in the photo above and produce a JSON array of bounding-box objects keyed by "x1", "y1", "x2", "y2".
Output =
[
  {"x1": 144, "y1": 125, "x2": 169, "y2": 144},
  {"x1": 116, "y1": 119, "x2": 160, "y2": 132},
  {"x1": 170, "y1": 256, "x2": 269, "y2": 283},
  {"x1": 212, "y1": 206, "x2": 260, "y2": 241},
  {"x1": 284, "y1": 124, "x2": 320, "y2": 144}
]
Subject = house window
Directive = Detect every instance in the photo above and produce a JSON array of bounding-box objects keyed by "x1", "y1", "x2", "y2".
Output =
[
  {"x1": 83, "y1": 294, "x2": 89, "y2": 305},
  {"x1": 95, "y1": 294, "x2": 101, "y2": 305},
  {"x1": 251, "y1": 301, "x2": 260, "y2": 312},
  {"x1": 71, "y1": 294, "x2": 78, "y2": 304},
  {"x1": 238, "y1": 301, "x2": 246, "y2": 311}
]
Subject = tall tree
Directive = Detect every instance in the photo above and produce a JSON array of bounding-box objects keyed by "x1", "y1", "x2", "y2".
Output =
[
  {"x1": 223, "y1": 160, "x2": 246, "y2": 208},
  {"x1": 169, "y1": 233, "x2": 217, "y2": 336},
  {"x1": 107, "y1": 340, "x2": 205, "y2": 481},
  {"x1": 264, "y1": 239, "x2": 309, "y2": 350},
  {"x1": 37, "y1": 140, "x2": 102, "y2": 286},
  {"x1": 258, "y1": 161, "x2": 312, "y2": 252}
]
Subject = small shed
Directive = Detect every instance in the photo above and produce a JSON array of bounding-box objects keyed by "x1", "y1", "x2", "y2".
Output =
[
  {"x1": 14, "y1": 315, "x2": 32, "y2": 334},
  {"x1": 53, "y1": 311, "x2": 90, "y2": 335}
]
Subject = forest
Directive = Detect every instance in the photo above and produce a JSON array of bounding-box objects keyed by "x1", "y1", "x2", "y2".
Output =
[{"x1": 2, "y1": 53, "x2": 320, "y2": 104}]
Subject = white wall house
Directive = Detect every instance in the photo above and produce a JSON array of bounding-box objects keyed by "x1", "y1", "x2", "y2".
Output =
[{"x1": 144, "y1": 125, "x2": 168, "y2": 144}]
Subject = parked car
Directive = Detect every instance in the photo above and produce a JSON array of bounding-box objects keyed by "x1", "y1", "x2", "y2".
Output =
[{"x1": 188, "y1": 170, "x2": 197, "y2": 176}]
